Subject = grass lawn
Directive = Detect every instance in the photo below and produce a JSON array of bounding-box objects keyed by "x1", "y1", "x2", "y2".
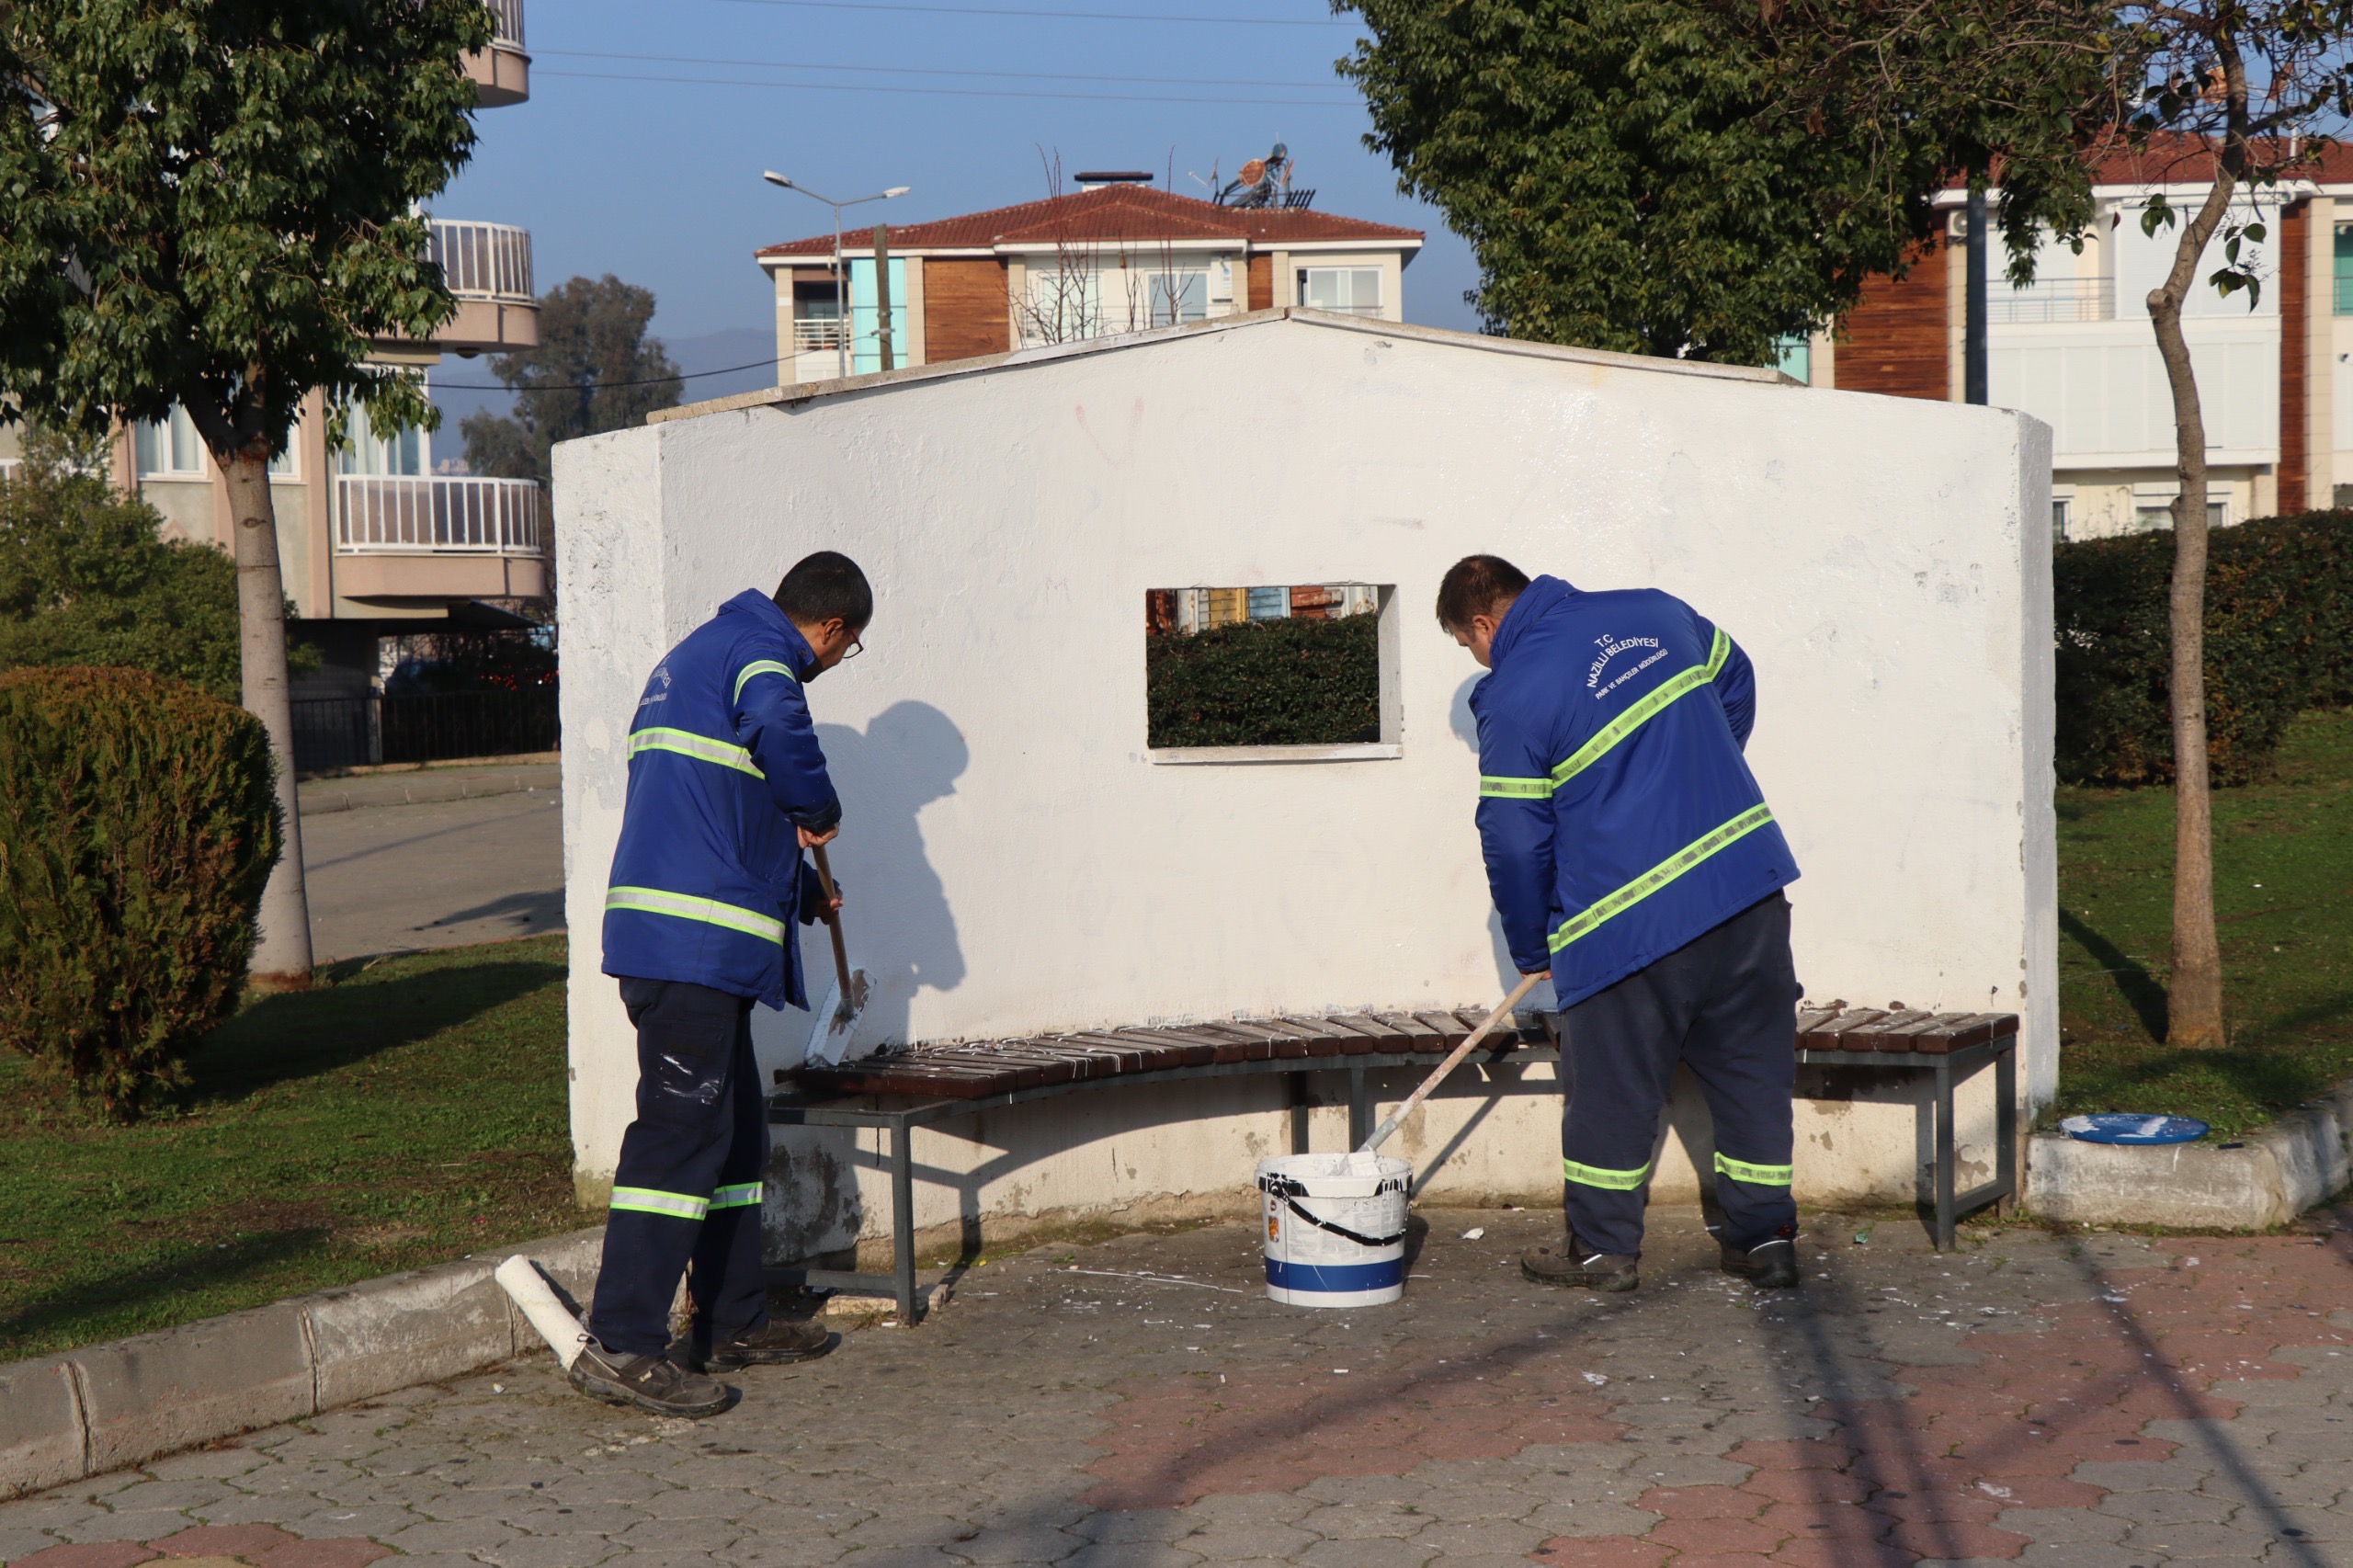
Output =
[
  {"x1": 2056, "y1": 707, "x2": 2353, "y2": 1137},
  {"x1": 0, "y1": 935, "x2": 580, "y2": 1361}
]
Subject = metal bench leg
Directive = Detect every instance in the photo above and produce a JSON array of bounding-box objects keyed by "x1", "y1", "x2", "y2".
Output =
[
  {"x1": 1934, "y1": 1058, "x2": 1957, "y2": 1251},
  {"x1": 1348, "y1": 1068, "x2": 1371, "y2": 1149},
  {"x1": 1289, "y1": 1071, "x2": 1311, "y2": 1155},
  {"x1": 1995, "y1": 1044, "x2": 2018, "y2": 1215},
  {"x1": 892, "y1": 1122, "x2": 916, "y2": 1321}
]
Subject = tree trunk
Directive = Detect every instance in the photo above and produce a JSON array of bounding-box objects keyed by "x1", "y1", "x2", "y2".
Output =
[
  {"x1": 2145, "y1": 167, "x2": 2236, "y2": 1051},
  {"x1": 222, "y1": 447, "x2": 315, "y2": 991}
]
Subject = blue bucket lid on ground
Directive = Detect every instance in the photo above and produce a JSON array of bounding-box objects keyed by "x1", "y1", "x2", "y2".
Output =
[{"x1": 2059, "y1": 1113, "x2": 2211, "y2": 1145}]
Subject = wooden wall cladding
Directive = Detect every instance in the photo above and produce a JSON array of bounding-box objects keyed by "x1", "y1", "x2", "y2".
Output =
[
  {"x1": 2280, "y1": 199, "x2": 2309, "y2": 514},
  {"x1": 923, "y1": 258, "x2": 1011, "y2": 363},
  {"x1": 1839, "y1": 242, "x2": 1949, "y2": 401}
]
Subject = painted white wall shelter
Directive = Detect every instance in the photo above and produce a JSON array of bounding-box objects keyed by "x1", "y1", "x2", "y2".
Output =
[{"x1": 554, "y1": 308, "x2": 2057, "y2": 1264}]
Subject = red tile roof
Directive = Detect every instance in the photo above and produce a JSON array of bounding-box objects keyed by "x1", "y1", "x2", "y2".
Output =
[{"x1": 755, "y1": 184, "x2": 1424, "y2": 260}]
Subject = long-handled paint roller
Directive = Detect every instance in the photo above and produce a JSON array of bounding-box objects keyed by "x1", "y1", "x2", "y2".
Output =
[
  {"x1": 1357, "y1": 971, "x2": 1548, "y2": 1154},
  {"x1": 494, "y1": 1255, "x2": 589, "y2": 1369},
  {"x1": 803, "y1": 845, "x2": 871, "y2": 1066}
]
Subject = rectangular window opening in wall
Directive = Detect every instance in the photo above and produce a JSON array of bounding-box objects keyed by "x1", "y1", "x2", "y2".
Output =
[
  {"x1": 2052, "y1": 496, "x2": 2072, "y2": 540},
  {"x1": 1142, "y1": 584, "x2": 1399, "y2": 763}
]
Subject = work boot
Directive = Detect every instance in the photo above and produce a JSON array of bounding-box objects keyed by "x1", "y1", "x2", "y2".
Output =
[
  {"x1": 1521, "y1": 1232, "x2": 1640, "y2": 1291},
  {"x1": 1719, "y1": 1227, "x2": 1802, "y2": 1289},
  {"x1": 680, "y1": 1318, "x2": 837, "y2": 1373},
  {"x1": 568, "y1": 1339, "x2": 733, "y2": 1417}
]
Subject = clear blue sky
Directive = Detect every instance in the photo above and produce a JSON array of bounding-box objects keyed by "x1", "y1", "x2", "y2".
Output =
[{"x1": 433, "y1": 0, "x2": 1481, "y2": 391}]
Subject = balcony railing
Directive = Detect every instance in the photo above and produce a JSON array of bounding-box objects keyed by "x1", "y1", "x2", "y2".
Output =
[
  {"x1": 792, "y1": 317, "x2": 846, "y2": 352},
  {"x1": 484, "y1": 0, "x2": 525, "y2": 47},
  {"x1": 1988, "y1": 276, "x2": 2114, "y2": 324},
  {"x1": 427, "y1": 220, "x2": 533, "y2": 304},
  {"x1": 335, "y1": 474, "x2": 543, "y2": 554}
]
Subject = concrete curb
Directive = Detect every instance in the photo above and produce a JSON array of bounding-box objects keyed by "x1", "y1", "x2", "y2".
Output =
[
  {"x1": 2027, "y1": 1075, "x2": 2353, "y2": 1229},
  {"x1": 298, "y1": 764, "x2": 560, "y2": 815},
  {"x1": 0, "y1": 1228, "x2": 602, "y2": 1502}
]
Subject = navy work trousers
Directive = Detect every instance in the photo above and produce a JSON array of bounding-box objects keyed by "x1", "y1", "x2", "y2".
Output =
[
  {"x1": 588, "y1": 978, "x2": 771, "y2": 1358},
  {"x1": 1557, "y1": 892, "x2": 1799, "y2": 1257}
]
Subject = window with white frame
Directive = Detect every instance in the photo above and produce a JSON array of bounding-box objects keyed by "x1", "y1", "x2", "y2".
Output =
[
  {"x1": 1131, "y1": 268, "x2": 1208, "y2": 328},
  {"x1": 134, "y1": 404, "x2": 299, "y2": 478},
  {"x1": 133, "y1": 405, "x2": 206, "y2": 477},
  {"x1": 2132, "y1": 497, "x2": 2226, "y2": 533},
  {"x1": 1298, "y1": 267, "x2": 1381, "y2": 316},
  {"x1": 335, "y1": 401, "x2": 428, "y2": 477}
]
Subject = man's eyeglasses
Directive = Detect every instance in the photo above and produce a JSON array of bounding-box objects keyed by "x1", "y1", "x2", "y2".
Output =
[{"x1": 839, "y1": 633, "x2": 864, "y2": 661}]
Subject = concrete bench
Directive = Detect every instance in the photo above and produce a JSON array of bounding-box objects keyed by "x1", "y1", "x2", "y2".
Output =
[{"x1": 772, "y1": 1005, "x2": 2019, "y2": 1317}]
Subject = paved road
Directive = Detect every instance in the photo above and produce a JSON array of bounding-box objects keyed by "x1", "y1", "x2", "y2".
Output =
[
  {"x1": 298, "y1": 788, "x2": 564, "y2": 963},
  {"x1": 4, "y1": 1204, "x2": 2347, "y2": 1567}
]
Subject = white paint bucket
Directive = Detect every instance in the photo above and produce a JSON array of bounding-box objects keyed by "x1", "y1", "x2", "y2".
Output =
[{"x1": 1256, "y1": 1152, "x2": 1412, "y2": 1308}]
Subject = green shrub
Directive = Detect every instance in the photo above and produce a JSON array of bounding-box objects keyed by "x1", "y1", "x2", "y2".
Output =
[
  {"x1": 2054, "y1": 510, "x2": 2353, "y2": 786},
  {"x1": 1146, "y1": 612, "x2": 1381, "y2": 748},
  {"x1": 0, "y1": 426, "x2": 318, "y2": 698},
  {"x1": 0, "y1": 666, "x2": 281, "y2": 1120}
]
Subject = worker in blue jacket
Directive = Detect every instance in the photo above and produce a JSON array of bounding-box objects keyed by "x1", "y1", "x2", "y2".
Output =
[
  {"x1": 1438, "y1": 554, "x2": 1803, "y2": 1293},
  {"x1": 571, "y1": 551, "x2": 870, "y2": 1416}
]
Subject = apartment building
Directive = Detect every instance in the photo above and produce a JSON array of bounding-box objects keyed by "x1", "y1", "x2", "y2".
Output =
[
  {"x1": 1814, "y1": 141, "x2": 2353, "y2": 540},
  {"x1": 756, "y1": 174, "x2": 1423, "y2": 384},
  {"x1": 94, "y1": 4, "x2": 543, "y2": 696}
]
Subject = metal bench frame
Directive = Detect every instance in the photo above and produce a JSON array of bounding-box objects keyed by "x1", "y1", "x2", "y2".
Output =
[{"x1": 766, "y1": 1029, "x2": 2018, "y2": 1319}]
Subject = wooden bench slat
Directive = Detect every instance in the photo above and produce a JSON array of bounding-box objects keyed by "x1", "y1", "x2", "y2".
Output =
[
  {"x1": 1369, "y1": 1013, "x2": 1448, "y2": 1051},
  {"x1": 1838, "y1": 1008, "x2": 1936, "y2": 1051},
  {"x1": 1801, "y1": 1008, "x2": 1887, "y2": 1050},
  {"x1": 1276, "y1": 1016, "x2": 1386, "y2": 1055}
]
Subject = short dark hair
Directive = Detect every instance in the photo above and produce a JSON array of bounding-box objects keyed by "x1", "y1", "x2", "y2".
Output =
[
  {"x1": 1435, "y1": 554, "x2": 1531, "y2": 631},
  {"x1": 774, "y1": 551, "x2": 873, "y2": 631}
]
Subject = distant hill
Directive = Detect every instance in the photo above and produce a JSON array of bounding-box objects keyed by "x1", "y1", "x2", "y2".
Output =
[{"x1": 665, "y1": 327, "x2": 779, "y2": 403}]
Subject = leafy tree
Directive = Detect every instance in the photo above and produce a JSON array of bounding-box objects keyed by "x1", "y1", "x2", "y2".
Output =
[
  {"x1": 1335, "y1": 0, "x2": 2118, "y2": 363},
  {"x1": 0, "y1": 0, "x2": 489, "y2": 987},
  {"x1": 2084, "y1": 1, "x2": 2353, "y2": 1049},
  {"x1": 0, "y1": 426, "x2": 262, "y2": 701},
  {"x1": 462, "y1": 275, "x2": 682, "y2": 486}
]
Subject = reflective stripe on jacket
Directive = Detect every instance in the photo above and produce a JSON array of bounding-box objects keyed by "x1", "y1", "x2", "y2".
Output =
[
  {"x1": 600, "y1": 590, "x2": 842, "y2": 1010},
  {"x1": 1471, "y1": 574, "x2": 1798, "y2": 1007}
]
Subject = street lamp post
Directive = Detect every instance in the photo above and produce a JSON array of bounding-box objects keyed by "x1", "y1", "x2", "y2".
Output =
[{"x1": 763, "y1": 173, "x2": 911, "y2": 381}]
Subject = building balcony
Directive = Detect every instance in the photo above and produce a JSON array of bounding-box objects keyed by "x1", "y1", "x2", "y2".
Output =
[
  {"x1": 423, "y1": 220, "x2": 538, "y2": 353},
  {"x1": 333, "y1": 474, "x2": 547, "y2": 601},
  {"x1": 463, "y1": 0, "x2": 529, "y2": 108},
  {"x1": 1990, "y1": 276, "x2": 2115, "y2": 325},
  {"x1": 793, "y1": 317, "x2": 846, "y2": 353}
]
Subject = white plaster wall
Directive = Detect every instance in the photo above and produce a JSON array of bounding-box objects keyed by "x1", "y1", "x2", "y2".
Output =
[{"x1": 555, "y1": 311, "x2": 2057, "y2": 1247}]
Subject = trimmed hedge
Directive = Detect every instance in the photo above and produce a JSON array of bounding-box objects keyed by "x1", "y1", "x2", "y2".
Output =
[
  {"x1": 1147, "y1": 612, "x2": 1381, "y2": 748},
  {"x1": 2055, "y1": 510, "x2": 2353, "y2": 786},
  {"x1": 0, "y1": 666, "x2": 281, "y2": 1119}
]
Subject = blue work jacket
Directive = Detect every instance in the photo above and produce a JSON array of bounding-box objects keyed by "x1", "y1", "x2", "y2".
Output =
[
  {"x1": 1472, "y1": 574, "x2": 1799, "y2": 1007},
  {"x1": 601, "y1": 591, "x2": 842, "y2": 1011}
]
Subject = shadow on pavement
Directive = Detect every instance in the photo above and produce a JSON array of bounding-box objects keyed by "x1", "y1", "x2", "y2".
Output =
[{"x1": 188, "y1": 952, "x2": 563, "y2": 1107}]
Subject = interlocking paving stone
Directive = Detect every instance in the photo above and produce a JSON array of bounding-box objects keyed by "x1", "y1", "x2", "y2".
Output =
[{"x1": 6, "y1": 1205, "x2": 2351, "y2": 1566}]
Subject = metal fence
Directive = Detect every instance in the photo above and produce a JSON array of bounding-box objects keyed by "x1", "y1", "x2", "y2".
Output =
[
  {"x1": 1988, "y1": 276, "x2": 2115, "y2": 324},
  {"x1": 335, "y1": 474, "x2": 542, "y2": 553},
  {"x1": 426, "y1": 219, "x2": 534, "y2": 303},
  {"x1": 292, "y1": 690, "x2": 559, "y2": 772}
]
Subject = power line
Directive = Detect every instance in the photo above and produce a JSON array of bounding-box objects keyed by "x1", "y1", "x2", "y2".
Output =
[
  {"x1": 538, "y1": 67, "x2": 1354, "y2": 108},
  {"x1": 703, "y1": 0, "x2": 1351, "y2": 25},
  {"x1": 537, "y1": 47, "x2": 1342, "y2": 91},
  {"x1": 434, "y1": 357, "x2": 775, "y2": 392}
]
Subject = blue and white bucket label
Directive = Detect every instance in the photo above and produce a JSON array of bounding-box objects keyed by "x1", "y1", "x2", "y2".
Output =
[{"x1": 1257, "y1": 1152, "x2": 1412, "y2": 1309}]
